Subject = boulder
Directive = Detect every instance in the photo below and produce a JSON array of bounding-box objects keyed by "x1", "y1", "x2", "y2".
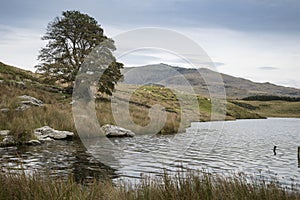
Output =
[
  {"x1": 101, "y1": 124, "x2": 135, "y2": 137},
  {"x1": 0, "y1": 108, "x2": 9, "y2": 113},
  {"x1": 34, "y1": 126, "x2": 74, "y2": 141},
  {"x1": 16, "y1": 95, "x2": 44, "y2": 111},
  {"x1": 0, "y1": 130, "x2": 9, "y2": 136},
  {"x1": 19, "y1": 95, "x2": 44, "y2": 106}
]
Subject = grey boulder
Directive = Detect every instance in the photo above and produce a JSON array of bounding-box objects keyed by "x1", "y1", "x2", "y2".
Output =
[
  {"x1": 16, "y1": 95, "x2": 44, "y2": 111},
  {"x1": 34, "y1": 126, "x2": 74, "y2": 141},
  {"x1": 101, "y1": 124, "x2": 135, "y2": 137},
  {"x1": 0, "y1": 130, "x2": 9, "y2": 136}
]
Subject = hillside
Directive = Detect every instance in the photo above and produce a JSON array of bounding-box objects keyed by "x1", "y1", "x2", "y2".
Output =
[
  {"x1": 122, "y1": 64, "x2": 300, "y2": 98},
  {"x1": 0, "y1": 61, "x2": 270, "y2": 145}
]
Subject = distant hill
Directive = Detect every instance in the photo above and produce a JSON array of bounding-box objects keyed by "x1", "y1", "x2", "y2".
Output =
[
  {"x1": 122, "y1": 63, "x2": 300, "y2": 98},
  {"x1": 1, "y1": 61, "x2": 299, "y2": 99}
]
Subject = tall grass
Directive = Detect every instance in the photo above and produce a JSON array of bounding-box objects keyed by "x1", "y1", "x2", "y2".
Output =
[
  {"x1": 0, "y1": 170, "x2": 299, "y2": 200},
  {"x1": 0, "y1": 84, "x2": 75, "y2": 142}
]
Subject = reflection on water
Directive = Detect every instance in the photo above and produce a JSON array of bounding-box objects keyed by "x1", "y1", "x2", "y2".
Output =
[
  {"x1": 0, "y1": 118, "x2": 300, "y2": 186},
  {"x1": 0, "y1": 139, "x2": 116, "y2": 182}
]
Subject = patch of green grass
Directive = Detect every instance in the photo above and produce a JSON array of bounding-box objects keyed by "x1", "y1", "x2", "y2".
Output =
[
  {"x1": 231, "y1": 100, "x2": 300, "y2": 118},
  {"x1": 226, "y1": 102, "x2": 264, "y2": 119}
]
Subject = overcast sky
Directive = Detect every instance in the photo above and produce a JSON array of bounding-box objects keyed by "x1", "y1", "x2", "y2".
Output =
[{"x1": 0, "y1": 0, "x2": 300, "y2": 88}]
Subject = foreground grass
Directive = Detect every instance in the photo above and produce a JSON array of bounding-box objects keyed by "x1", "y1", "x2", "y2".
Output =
[{"x1": 0, "y1": 171, "x2": 299, "y2": 200}]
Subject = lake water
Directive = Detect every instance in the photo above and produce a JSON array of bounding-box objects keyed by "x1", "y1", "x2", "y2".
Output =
[{"x1": 1, "y1": 118, "x2": 300, "y2": 186}]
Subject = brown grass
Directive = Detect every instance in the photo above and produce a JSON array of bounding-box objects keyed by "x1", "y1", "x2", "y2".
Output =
[
  {"x1": 0, "y1": 84, "x2": 75, "y2": 142},
  {"x1": 0, "y1": 170, "x2": 299, "y2": 200}
]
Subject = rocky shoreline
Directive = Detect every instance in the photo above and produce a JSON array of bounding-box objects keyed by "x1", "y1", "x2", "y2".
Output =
[{"x1": 0, "y1": 124, "x2": 136, "y2": 147}]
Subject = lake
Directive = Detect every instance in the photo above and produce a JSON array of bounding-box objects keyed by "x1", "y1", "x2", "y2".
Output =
[{"x1": 1, "y1": 118, "x2": 300, "y2": 186}]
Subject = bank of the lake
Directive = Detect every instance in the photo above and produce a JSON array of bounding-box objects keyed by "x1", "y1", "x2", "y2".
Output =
[{"x1": 1, "y1": 170, "x2": 299, "y2": 200}]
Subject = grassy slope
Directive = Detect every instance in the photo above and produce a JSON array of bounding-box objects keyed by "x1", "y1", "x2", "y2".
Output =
[
  {"x1": 230, "y1": 100, "x2": 300, "y2": 118},
  {"x1": 96, "y1": 84, "x2": 264, "y2": 134},
  {"x1": 0, "y1": 62, "x2": 75, "y2": 143},
  {"x1": 0, "y1": 62, "x2": 39, "y2": 82}
]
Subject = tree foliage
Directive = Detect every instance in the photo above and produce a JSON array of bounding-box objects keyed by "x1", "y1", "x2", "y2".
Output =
[{"x1": 35, "y1": 10, "x2": 123, "y2": 95}]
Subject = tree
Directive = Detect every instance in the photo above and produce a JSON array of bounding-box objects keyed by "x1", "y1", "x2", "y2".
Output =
[{"x1": 35, "y1": 10, "x2": 123, "y2": 94}]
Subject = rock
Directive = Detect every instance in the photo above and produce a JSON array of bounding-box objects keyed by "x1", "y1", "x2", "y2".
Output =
[
  {"x1": 34, "y1": 126, "x2": 74, "y2": 141},
  {"x1": 26, "y1": 140, "x2": 42, "y2": 145},
  {"x1": 0, "y1": 80, "x2": 3, "y2": 83},
  {"x1": 39, "y1": 137, "x2": 54, "y2": 142},
  {"x1": 101, "y1": 124, "x2": 135, "y2": 137},
  {"x1": 2, "y1": 135, "x2": 16, "y2": 146},
  {"x1": 0, "y1": 130, "x2": 9, "y2": 136},
  {"x1": 16, "y1": 81, "x2": 26, "y2": 89},
  {"x1": 16, "y1": 95, "x2": 44, "y2": 111},
  {"x1": 0, "y1": 108, "x2": 9, "y2": 113},
  {"x1": 19, "y1": 95, "x2": 44, "y2": 106},
  {"x1": 16, "y1": 104, "x2": 31, "y2": 111}
]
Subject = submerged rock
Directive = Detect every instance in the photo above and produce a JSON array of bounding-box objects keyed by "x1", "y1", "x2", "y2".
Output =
[
  {"x1": 34, "y1": 126, "x2": 74, "y2": 141},
  {"x1": 101, "y1": 124, "x2": 135, "y2": 137}
]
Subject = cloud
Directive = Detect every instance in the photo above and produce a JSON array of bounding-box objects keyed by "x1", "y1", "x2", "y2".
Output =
[
  {"x1": 259, "y1": 66, "x2": 279, "y2": 70},
  {"x1": 0, "y1": 25, "x2": 44, "y2": 71},
  {"x1": 2, "y1": 0, "x2": 300, "y2": 33},
  {"x1": 213, "y1": 62, "x2": 225, "y2": 67}
]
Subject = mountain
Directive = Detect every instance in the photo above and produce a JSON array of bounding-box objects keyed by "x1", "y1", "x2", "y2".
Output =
[{"x1": 121, "y1": 63, "x2": 300, "y2": 98}]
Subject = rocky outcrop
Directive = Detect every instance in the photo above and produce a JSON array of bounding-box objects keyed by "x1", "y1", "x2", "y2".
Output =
[
  {"x1": 101, "y1": 124, "x2": 135, "y2": 137},
  {"x1": 0, "y1": 130, "x2": 16, "y2": 147},
  {"x1": 0, "y1": 130, "x2": 14, "y2": 146},
  {"x1": 34, "y1": 126, "x2": 74, "y2": 141},
  {"x1": 16, "y1": 95, "x2": 44, "y2": 111},
  {"x1": 0, "y1": 135, "x2": 16, "y2": 146},
  {"x1": 0, "y1": 127, "x2": 74, "y2": 147}
]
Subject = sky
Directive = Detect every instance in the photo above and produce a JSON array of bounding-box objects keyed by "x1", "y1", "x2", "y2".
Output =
[{"x1": 0, "y1": 0, "x2": 300, "y2": 88}]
